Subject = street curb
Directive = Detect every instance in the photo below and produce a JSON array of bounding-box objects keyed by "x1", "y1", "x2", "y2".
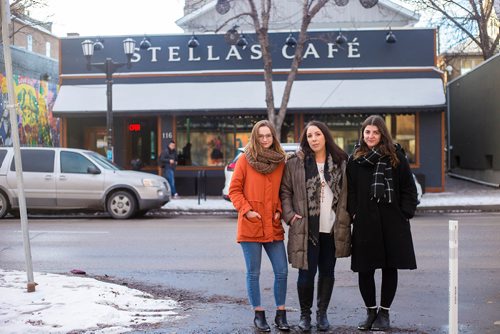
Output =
[{"x1": 157, "y1": 205, "x2": 500, "y2": 216}]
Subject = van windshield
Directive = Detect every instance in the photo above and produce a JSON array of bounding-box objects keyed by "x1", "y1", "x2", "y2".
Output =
[{"x1": 87, "y1": 151, "x2": 122, "y2": 170}]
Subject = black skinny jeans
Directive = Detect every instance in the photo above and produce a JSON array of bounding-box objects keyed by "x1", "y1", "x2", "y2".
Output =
[
  {"x1": 358, "y1": 268, "x2": 398, "y2": 308},
  {"x1": 297, "y1": 233, "x2": 336, "y2": 287}
]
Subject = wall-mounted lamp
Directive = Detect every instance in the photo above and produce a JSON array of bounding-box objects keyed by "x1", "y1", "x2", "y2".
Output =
[
  {"x1": 40, "y1": 73, "x2": 51, "y2": 81},
  {"x1": 188, "y1": 34, "x2": 199, "y2": 48},
  {"x1": 445, "y1": 65, "x2": 453, "y2": 75},
  {"x1": 336, "y1": 32, "x2": 347, "y2": 45},
  {"x1": 93, "y1": 38, "x2": 104, "y2": 51},
  {"x1": 139, "y1": 36, "x2": 152, "y2": 50},
  {"x1": 236, "y1": 33, "x2": 248, "y2": 48},
  {"x1": 285, "y1": 33, "x2": 297, "y2": 48},
  {"x1": 386, "y1": 30, "x2": 397, "y2": 44}
]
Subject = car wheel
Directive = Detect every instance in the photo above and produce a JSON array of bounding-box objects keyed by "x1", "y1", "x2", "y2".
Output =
[
  {"x1": 107, "y1": 191, "x2": 136, "y2": 219},
  {"x1": 0, "y1": 192, "x2": 10, "y2": 218}
]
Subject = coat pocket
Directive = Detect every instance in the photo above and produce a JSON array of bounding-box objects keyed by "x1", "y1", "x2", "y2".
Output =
[{"x1": 240, "y1": 215, "x2": 264, "y2": 238}]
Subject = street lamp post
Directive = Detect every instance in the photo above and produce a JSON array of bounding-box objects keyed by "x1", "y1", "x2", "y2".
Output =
[{"x1": 81, "y1": 38, "x2": 136, "y2": 161}]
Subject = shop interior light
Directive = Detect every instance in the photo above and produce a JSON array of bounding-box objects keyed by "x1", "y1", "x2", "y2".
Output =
[
  {"x1": 285, "y1": 33, "x2": 297, "y2": 48},
  {"x1": 188, "y1": 34, "x2": 199, "y2": 48},
  {"x1": 139, "y1": 36, "x2": 152, "y2": 50},
  {"x1": 386, "y1": 30, "x2": 397, "y2": 44}
]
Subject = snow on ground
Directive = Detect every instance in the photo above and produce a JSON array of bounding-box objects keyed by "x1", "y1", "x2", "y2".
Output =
[{"x1": 0, "y1": 269, "x2": 180, "y2": 334}]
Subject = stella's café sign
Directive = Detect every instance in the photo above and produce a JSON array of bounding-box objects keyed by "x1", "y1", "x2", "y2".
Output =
[{"x1": 61, "y1": 29, "x2": 435, "y2": 80}]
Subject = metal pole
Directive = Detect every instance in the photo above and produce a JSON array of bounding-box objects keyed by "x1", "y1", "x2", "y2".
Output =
[
  {"x1": 449, "y1": 220, "x2": 458, "y2": 334},
  {"x1": 105, "y1": 58, "x2": 114, "y2": 161},
  {"x1": 1, "y1": 0, "x2": 35, "y2": 292}
]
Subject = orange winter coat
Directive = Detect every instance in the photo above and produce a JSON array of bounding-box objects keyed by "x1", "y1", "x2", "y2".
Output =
[{"x1": 229, "y1": 154, "x2": 285, "y2": 243}]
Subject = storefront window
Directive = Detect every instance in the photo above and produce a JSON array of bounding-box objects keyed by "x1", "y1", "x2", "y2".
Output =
[
  {"x1": 304, "y1": 114, "x2": 366, "y2": 154},
  {"x1": 176, "y1": 115, "x2": 295, "y2": 167},
  {"x1": 304, "y1": 113, "x2": 417, "y2": 163},
  {"x1": 385, "y1": 114, "x2": 417, "y2": 163},
  {"x1": 127, "y1": 118, "x2": 157, "y2": 167}
]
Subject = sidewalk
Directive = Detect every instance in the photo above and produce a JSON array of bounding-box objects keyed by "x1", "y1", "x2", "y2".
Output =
[{"x1": 163, "y1": 175, "x2": 500, "y2": 214}]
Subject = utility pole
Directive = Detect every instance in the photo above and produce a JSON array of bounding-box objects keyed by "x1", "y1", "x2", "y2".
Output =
[{"x1": 1, "y1": 0, "x2": 35, "y2": 292}]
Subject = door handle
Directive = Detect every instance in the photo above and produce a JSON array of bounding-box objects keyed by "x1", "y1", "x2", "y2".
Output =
[
  {"x1": 44, "y1": 175, "x2": 53, "y2": 180},
  {"x1": 59, "y1": 175, "x2": 67, "y2": 181}
]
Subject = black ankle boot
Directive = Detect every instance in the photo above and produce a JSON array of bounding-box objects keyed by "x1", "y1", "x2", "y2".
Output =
[
  {"x1": 371, "y1": 308, "x2": 390, "y2": 331},
  {"x1": 297, "y1": 285, "x2": 314, "y2": 331},
  {"x1": 274, "y1": 309, "x2": 290, "y2": 331},
  {"x1": 254, "y1": 310, "x2": 271, "y2": 332},
  {"x1": 357, "y1": 307, "x2": 378, "y2": 331},
  {"x1": 316, "y1": 276, "x2": 334, "y2": 331}
]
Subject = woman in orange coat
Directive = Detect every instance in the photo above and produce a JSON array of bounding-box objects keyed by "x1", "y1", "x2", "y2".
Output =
[{"x1": 229, "y1": 120, "x2": 289, "y2": 332}]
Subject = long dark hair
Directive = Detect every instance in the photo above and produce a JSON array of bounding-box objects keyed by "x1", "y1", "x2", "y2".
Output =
[
  {"x1": 299, "y1": 121, "x2": 348, "y2": 164},
  {"x1": 353, "y1": 115, "x2": 399, "y2": 166}
]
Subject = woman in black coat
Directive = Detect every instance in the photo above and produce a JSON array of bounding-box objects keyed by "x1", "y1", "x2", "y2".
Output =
[{"x1": 347, "y1": 115, "x2": 418, "y2": 332}]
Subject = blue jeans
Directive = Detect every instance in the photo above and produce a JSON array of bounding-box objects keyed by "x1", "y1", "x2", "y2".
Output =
[
  {"x1": 164, "y1": 169, "x2": 176, "y2": 195},
  {"x1": 240, "y1": 241, "x2": 288, "y2": 308}
]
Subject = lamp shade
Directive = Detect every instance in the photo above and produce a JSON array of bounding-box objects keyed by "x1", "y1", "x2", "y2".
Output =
[
  {"x1": 139, "y1": 37, "x2": 151, "y2": 50},
  {"x1": 285, "y1": 33, "x2": 297, "y2": 47},
  {"x1": 81, "y1": 39, "x2": 94, "y2": 57},
  {"x1": 386, "y1": 31, "x2": 397, "y2": 43},
  {"x1": 122, "y1": 38, "x2": 136, "y2": 56},
  {"x1": 236, "y1": 34, "x2": 248, "y2": 47},
  {"x1": 336, "y1": 32, "x2": 347, "y2": 45},
  {"x1": 188, "y1": 35, "x2": 199, "y2": 48}
]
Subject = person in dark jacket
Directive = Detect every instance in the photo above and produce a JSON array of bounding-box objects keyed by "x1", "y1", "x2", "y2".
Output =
[
  {"x1": 160, "y1": 140, "x2": 178, "y2": 198},
  {"x1": 347, "y1": 115, "x2": 418, "y2": 331},
  {"x1": 280, "y1": 121, "x2": 350, "y2": 332}
]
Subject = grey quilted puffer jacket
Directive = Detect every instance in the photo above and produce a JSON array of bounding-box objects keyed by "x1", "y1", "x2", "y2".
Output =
[{"x1": 280, "y1": 150, "x2": 351, "y2": 270}]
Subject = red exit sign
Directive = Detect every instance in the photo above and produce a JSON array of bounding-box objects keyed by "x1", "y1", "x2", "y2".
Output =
[{"x1": 129, "y1": 123, "x2": 141, "y2": 132}]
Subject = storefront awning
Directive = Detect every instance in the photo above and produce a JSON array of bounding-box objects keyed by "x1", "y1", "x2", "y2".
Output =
[{"x1": 53, "y1": 78, "x2": 445, "y2": 115}]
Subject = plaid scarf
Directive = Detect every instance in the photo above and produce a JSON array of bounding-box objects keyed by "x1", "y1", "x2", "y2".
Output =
[
  {"x1": 355, "y1": 148, "x2": 394, "y2": 203},
  {"x1": 305, "y1": 152, "x2": 342, "y2": 247}
]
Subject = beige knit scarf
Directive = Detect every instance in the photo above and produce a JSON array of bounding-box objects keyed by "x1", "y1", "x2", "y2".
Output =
[{"x1": 244, "y1": 147, "x2": 285, "y2": 174}]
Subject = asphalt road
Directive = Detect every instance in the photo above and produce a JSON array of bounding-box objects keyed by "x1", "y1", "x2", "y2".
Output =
[{"x1": 1, "y1": 213, "x2": 499, "y2": 333}]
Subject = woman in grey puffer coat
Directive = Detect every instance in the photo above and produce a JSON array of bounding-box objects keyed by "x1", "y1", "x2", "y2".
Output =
[{"x1": 280, "y1": 121, "x2": 351, "y2": 332}]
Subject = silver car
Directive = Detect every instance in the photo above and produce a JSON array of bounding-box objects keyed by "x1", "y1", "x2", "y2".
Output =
[
  {"x1": 222, "y1": 143, "x2": 299, "y2": 201},
  {"x1": 0, "y1": 147, "x2": 170, "y2": 219}
]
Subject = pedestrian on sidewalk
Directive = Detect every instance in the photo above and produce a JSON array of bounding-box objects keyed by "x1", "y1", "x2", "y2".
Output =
[
  {"x1": 160, "y1": 140, "x2": 179, "y2": 198},
  {"x1": 347, "y1": 115, "x2": 418, "y2": 331},
  {"x1": 280, "y1": 121, "x2": 351, "y2": 332},
  {"x1": 228, "y1": 120, "x2": 290, "y2": 332}
]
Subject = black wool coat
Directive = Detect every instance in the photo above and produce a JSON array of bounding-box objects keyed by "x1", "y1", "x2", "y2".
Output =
[{"x1": 347, "y1": 149, "x2": 418, "y2": 272}]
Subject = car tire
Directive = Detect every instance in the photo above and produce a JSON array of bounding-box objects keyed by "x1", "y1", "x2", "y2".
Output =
[
  {"x1": 0, "y1": 192, "x2": 10, "y2": 218},
  {"x1": 107, "y1": 190, "x2": 136, "y2": 219}
]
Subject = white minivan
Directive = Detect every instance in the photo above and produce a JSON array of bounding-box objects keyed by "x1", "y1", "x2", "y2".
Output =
[{"x1": 0, "y1": 147, "x2": 170, "y2": 219}]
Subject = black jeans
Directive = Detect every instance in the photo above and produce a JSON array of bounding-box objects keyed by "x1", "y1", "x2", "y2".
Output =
[{"x1": 297, "y1": 233, "x2": 336, "y2": 287}]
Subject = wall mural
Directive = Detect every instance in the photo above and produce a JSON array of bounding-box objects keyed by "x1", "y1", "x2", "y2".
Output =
[{"x1": 0, "y1": 74, "x2": 59, "y2": 147}]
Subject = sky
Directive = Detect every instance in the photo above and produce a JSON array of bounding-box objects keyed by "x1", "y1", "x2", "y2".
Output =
[{"x1": 29, "y1": 0, "x2": 185, "y2": 37}]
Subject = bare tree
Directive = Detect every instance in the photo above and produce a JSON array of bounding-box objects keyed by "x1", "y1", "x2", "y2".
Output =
[
  {"x1": 408, "y1": 0, "x2": 499, "y2": 60},
  {"x1": 215, "y1": 0, "x2": 335, "y2": 137}
]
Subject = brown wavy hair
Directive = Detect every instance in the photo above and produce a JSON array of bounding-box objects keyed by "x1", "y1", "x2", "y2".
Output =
[
  {"x1": 246, "y1": 120, "x2": 286, "y2": 159},
  {"x1": 353, "y1": 115, "x2": 399, "y2": 167},
  {"x1": 299, "y1": 120, "x2": 348, "y2": 164}
]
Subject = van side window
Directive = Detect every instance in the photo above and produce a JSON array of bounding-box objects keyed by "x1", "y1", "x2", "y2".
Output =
[
  {"x1": 10, "y1": 150, "x2": 55, "y2": 172},
  {"x1": 61, "y1": 151, "x2": 98, "y2": 174},
  {"x1": 0, "y1": 149, "x2": 7, "y2": 167}
]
